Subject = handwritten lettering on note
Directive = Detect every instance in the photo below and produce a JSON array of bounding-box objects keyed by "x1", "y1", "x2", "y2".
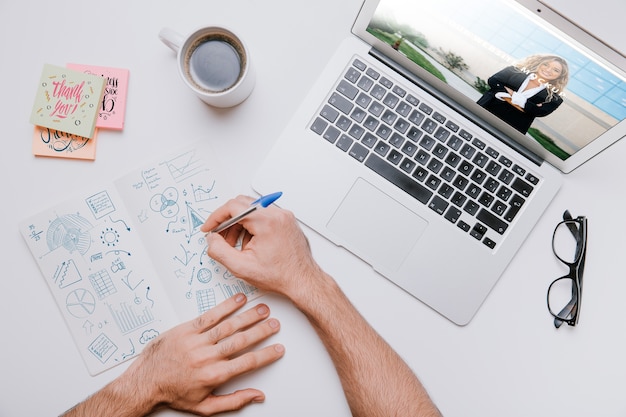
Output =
[
  {"x1": 67, "y1": 64, "x2": 130, "y2": 130},
  {"x1": 29, "y1": 64, "x2": 106, "y2": 138}
]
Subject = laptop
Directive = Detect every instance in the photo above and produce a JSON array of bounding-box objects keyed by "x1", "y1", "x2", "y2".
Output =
[{"x1": 253, "y1": 0, "x2": 626, "y2": 325}]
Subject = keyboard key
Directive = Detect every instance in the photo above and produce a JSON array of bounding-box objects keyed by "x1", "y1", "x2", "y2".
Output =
[
  {"x1": 429, "y1": 195, "x2": 449, "y2": 215},
  {"x1": 408, "y1": 109, "x2": 425, "y2": 125},
  {"x1": 406, "y1": 126, "x2": 423, "y2": 142},
  {"x1": 422, "y1": 118, "x2": 437, "y2": 134},
  {"x1": 447, "y1": 135, "x2": 463, "y2": 151},
  {"x1": 396, "y1": 102, "x2": 412, "y2": 117},
  {"x1": 399, "y1": 158, "x2": 416, "y2": 173},
  {"x1": 323, "y1": 126, "x2": 340, "y2": 143},
  {"x1": 415, "y1": 149, "x2": 430, "y2": 165},
  {"x1": 320, "y1": 105, "x2": 339, "y2": 122},
  {"x1": 458, "y1": 160, "x2": 474, "y2": 176},
  {"x1": 387, "y1": 149, "x2": 403, "y2": 165},
  {"x1": 504, "y1": 194, "x2": 525, "y2": 222},
  {"x1": 438, "y1": 183, "x2": 454, "y2": 199},
  {"x1": 374, "y1": 141, "x2": 390, "y2": 157},
  {"x1": 356, "y1": 92, "x2": 372, "y2": 108},
  {"x1": 483, "y1": 237, "x2": 496, "y2": 249},
  {"x1": 460, "y1": 143, "x2": 476, "y2": 159},
  {"x1": 452, "y1": 175, "x2": 469, "y2": 191},
  {"x1": 350, "y1": 107, "x2": 367, "y2": 123},
  {"x1": 425, "y1": 174, "x2": 442, "y2": 190},
  {"x1": 329, "y1": 92, "x2": 353, "y2": 114},
  {"x1": 383, "y1": 92, "x2": 400, "y2": 108},
  {"x1": 349, "y1": 142, "x2": 369, "y2": 162},
  {"x1": 478, "y1": 191, "x2": 494, "y2": 207},
  {"x1": 451, "y1": 191, "x2": 467, "y2": 207},
  {"x1": 432, "y1": 112, "x2": 446, "y2": 124},
  {"x1": 401, "y1": 141, "x2": 417, "y2": 157},
  {"x1": 498, "y1": 169, "x2": 514, "y2": 185},
  {"x1": 337, "y1": 79, "x2": 359, "y2": 99},
  {"x1": 419, "y1": 102, "x2": 433, "y2": 115},
  {"x1": 389, "y1": 132, "x2": 404, "y2": 148},
  {"x1": 380, "y1": 77, "x2": 393, "y2": 89},
  {"x1": 381, "y1": 109, "x2": 397, "y2": 125},
  {"x1": 464, "y1": 200, "x2": 480, "y2": 216},
  {"x1": 444, "y1": 207, "x2": 462, "y2": 223},
  {"x1": 366, "y1": 67, "x2": 380, "y2": 79},
  {"x1": 352, "y1": 59, "x2": 366, "y2": 71},
  {"x1": 368, "y1": 101, "x2": 384, "y2": 117},
  {"x1": 357, "y1": 76, "x2": 374, "y2": 92},
  {"x1": 361, "y1": 132, "x2": 377, "y2": 148},
  {"x1": 336, "y1": 135, "x2": 353, "y2": 151},
  {"x1": 344, "y1": 67, "x2": 360, "y2": 83},
  {"x1": 445, "y1": 120, "x2": 459, "y2": 132},
  {"x1": 364, "y1": 154, "x2": 433, "y2": 204},
  {"x1": 311, "y1": 117, "x2": 328, "y2": 134},
  {"x1": 445, "y1": 152, "x2": 461, "y2": 168},
  {"x1": 477, "y1": 209, "x2": 508, "y2": 234},
  {"x1": 486, "y1": 160, "x2": 502, "y2": 176},
  {"x1": 470, "y1": 223, "x2": 487, "y2": 240},
  {"x1": 419, "y1": 136, "x2": 435, "y2": 150},
  {"x1": 511, "y1": 177, "x2": 534, "y2": 197},
  {"x1": 458, "y1": 220, "x2": 471, "y2": 232},
  {"x1": 371, "y1": 85, "x2": 386, "y2": 100},
  {"x1": 413, "y1": 166, "x2": 428, "y2": 181}
]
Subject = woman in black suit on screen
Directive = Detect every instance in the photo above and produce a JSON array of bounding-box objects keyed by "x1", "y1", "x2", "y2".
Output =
[{"x1": 477, "y1": 54, "x2": 569, "y2": 134}]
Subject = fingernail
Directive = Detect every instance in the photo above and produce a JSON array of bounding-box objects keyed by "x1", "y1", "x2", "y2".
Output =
[
  {"x1": 256, "y1": 304, "x2": 269, "y2": 315},
  {"x1": 274, "y1": 344, "x2": 285, "y2": 353},
  {"x1": 268, "y1": 318, "x2": 280, "y2": 329},
  {"x1": 235, "y1": 293, "x2": 246, "y2": 303},
  {"x1": 253, "y1": 395, "x2": 265, "y2": 403},
  {"x1": 204, "y1": 233, "x2": 211, "y2": 248}
]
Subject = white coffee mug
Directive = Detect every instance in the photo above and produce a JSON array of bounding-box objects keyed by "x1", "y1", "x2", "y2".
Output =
[{"x1": 159, "y1": 26, "x2": 256, "y2": 108}]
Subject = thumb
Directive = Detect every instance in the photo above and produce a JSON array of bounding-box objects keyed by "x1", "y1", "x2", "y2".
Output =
[{"x1": 206, "y1": 233, "x2": 245, "y2": 273}]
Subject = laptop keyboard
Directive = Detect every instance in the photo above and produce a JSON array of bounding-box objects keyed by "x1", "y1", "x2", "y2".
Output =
[{"x1": 309, "y1": 57, "x2": 542, "y2": 250}]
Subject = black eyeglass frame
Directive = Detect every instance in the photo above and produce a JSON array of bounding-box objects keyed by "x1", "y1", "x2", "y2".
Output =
[{"x1": 546, "y1": 211, "x2": 587, "y2": 328}]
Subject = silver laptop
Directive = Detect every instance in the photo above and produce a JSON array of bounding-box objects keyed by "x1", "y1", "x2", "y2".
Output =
[{"x1": 253, "y1": 0, "x2": 626, "y2": 325}]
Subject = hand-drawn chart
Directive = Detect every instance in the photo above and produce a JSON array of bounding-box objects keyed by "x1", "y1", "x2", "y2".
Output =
[{"x1": 20, "y1": 144, "x2": 262, "y2": 376}]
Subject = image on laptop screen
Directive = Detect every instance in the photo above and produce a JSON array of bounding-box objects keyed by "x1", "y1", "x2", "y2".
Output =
[{"x1": 364, "y1": 0, "x2": 626, "y2": 163}]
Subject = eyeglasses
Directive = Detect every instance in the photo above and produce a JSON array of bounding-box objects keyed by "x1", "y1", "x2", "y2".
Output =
[{"x1": 546, "y1": 210, "x2": 587, "y2": 328}]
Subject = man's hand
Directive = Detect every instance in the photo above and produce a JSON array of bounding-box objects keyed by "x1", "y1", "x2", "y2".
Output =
[{"x1": 63, "y1": 294, "x2": 284, "y2": 417}]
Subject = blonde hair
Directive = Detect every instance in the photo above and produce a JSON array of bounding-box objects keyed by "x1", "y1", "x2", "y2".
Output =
[{"x1": 515, "y1": 54, "x2": 569, "y2": 100}]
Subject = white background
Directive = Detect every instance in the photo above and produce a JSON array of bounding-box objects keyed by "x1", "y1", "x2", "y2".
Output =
[{"x1": 1, "y1": 0, "x2": 625, "y2": 416}]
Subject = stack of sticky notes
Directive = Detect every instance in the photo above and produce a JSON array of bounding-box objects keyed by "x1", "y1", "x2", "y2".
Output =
[{"x1": 29, "y1": 63, "x2": 129, "y2": 160}]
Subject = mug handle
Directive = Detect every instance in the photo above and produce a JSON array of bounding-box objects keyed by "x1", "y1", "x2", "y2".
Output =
[{"x1": 159, "y1": 27, "x2": 184, "y2": 53}]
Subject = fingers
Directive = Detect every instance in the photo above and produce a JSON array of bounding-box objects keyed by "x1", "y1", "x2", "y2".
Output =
[
  {"x1": 191, "y1": 292, "x2": 248, "y2": 333},
  {"x1": 200, "y1": 195, "x2": 254, "y2": 233}
]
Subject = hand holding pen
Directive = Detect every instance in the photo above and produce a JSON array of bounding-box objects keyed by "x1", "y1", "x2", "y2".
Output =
[{"x1": 206, "y1": 192, "x2": 283, "y2": 234}]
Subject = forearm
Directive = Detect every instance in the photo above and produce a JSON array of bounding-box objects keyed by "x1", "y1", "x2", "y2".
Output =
[
  {"x1": 61, "y1": 367, "x2": 158, "y2": 417},
  {"x1": 291, "y1": 272, "x2": 441, "y2": 417}
]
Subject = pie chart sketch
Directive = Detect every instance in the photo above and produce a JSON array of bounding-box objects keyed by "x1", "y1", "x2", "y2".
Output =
[{"x1": 66, "y1": 288, "x2": 97, "y2": 318}]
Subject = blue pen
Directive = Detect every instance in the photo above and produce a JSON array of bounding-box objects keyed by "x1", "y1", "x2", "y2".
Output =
[{"x1": 207, "y1": 192, "x2": 283, "y2": 234}]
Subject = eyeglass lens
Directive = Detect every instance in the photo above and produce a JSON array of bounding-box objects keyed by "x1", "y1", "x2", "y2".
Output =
[{"x1": 552, "y1": 220, "x2": 582, "y2": 264}]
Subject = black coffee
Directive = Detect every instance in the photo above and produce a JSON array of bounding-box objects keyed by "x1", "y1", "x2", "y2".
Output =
[{"x1": 188, "y1": 37, "x2": 242, "y2": 92}]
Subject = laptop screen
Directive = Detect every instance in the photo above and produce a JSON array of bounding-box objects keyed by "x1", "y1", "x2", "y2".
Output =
[{"x1": 353, "y1": 0, "x2": 626, "y2": 172}]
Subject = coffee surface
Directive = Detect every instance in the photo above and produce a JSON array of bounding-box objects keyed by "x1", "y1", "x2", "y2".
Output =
[{"x1": 189, "y1": 39, "x2": 241, "y2": 92}]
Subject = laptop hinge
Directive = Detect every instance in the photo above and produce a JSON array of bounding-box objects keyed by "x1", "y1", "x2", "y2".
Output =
[{"x1": 368, "y1": 47, "x2": 545, "y2": 167}]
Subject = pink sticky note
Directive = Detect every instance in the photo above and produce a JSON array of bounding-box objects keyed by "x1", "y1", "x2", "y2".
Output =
[
  {"x1": 67, "y1": 63, "x2": 129, "y2": 130},
  {"x1": 32, "y1": 126, "x2": 98, "y2": 160}
]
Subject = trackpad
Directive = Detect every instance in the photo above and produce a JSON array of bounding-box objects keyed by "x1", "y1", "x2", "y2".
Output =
[{"x1": 327, "y1": 179, "x2": 428, "y2": 271}]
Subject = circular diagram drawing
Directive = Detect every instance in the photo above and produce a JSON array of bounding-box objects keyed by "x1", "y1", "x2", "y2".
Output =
[
  {"x1": 66, "y1": 288, "x2": 96, "y2": 318},
  {"x1": 150, "y1": 187, "x2": 179, "y2": 218},
  {"x1": 47, "y1": 214, "x2": 92, "y2": 255},
  {"x1": 197, "y1": 268, "x2": 212, "y2": 284}
]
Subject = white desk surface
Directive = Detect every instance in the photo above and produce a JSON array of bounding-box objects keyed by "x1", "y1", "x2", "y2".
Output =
[{"x1": 1, "y1": 1, "x2": 625, "y2": 416}]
